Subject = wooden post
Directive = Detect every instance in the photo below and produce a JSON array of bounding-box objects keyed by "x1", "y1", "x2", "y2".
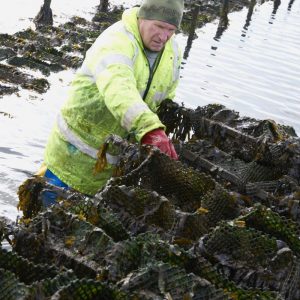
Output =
[
  {"x1": 98, "y1": 0, "x2": 109, "y2": 12},
  {"x1": 34, "y1": 0, "x2": 53, "y2": 29}
]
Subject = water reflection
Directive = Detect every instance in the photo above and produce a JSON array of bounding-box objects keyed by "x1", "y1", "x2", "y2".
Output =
[
  {"x1": 177, "y1": 0, "x2": 300, "y2": 136},
  {"x1": 288, "y1": 0, "x2": 295, "y2": 11},
  {"x1": 269, "y1": 0, "x2": 281, "y2": 23},
  {"x1": 183, "y1": 4, "x2": 200, "y2": 59},
  {"x1": 272, "y1": 0, "x2": 281, "y2": 14},
  {"x1": 242, "y1": 0, "x2": 257, "y2": 33},
  {"x1": 0, "y1": 147, "x2": 24, "y2": 157},
  {"x1": 214, "y1": 0, "x2": 229, "y2": 41}
]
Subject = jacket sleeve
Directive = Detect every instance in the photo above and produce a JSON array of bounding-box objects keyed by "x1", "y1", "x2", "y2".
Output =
[{"x1": 83, "y1": 30, "x2": 165, "y2": 142}]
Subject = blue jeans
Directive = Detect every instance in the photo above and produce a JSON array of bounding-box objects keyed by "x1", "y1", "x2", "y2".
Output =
[{"x1": 42, "y1": 169, "x2": 69, "y2": 207}]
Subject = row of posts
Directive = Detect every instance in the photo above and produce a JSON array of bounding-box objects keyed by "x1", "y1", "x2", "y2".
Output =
[
  {"x1": 33, "y1": 0, "x2": 294, "y2": 29},
  {"x1": 33, "y1": 0, "x2": 294, "y2": 59},
  {"x1": 34, "y1": 0, "x2": 109, "y2": 28}
]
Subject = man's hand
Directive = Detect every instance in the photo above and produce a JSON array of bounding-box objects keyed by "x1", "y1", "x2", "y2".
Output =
[{"x1": 141, "y1": 128, "x2": 178, "y2": 160}]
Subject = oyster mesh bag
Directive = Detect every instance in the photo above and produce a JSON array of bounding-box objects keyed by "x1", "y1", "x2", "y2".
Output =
[{"x1": 1, "y1": 101, "x2": 300, "y2": 299}]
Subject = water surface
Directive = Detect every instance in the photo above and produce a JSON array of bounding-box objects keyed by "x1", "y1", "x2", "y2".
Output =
[{"x1": 177, "y1": 0, "x2": 300, "y2": 131}]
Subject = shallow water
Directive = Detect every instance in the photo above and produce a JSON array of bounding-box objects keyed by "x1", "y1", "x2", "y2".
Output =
[
  {"x1": 0, "y1": 0, "x2": 299, "y2": 220},
  {"x1": 177, "y1": 0, "x2": 300, "y2": 131}
]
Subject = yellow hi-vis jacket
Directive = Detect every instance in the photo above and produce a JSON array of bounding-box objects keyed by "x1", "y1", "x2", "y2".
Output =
[{"x1": 44, "y1": 7, "x2": 181, "y2": 195}]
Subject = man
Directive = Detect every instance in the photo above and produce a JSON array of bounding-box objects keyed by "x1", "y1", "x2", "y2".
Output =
[{"x1": 42, "y1": 0, "x2": 184, "y2": 202}]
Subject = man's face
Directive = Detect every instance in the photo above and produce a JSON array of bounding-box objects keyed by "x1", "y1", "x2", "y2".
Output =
[{"x1": 138, "y1": 19, "x2": 177, "y2": 52}]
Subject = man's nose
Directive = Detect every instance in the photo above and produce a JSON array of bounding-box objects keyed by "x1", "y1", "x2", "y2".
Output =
[{"x1": 159, "y1": 30, "x2": 169, "y2": 42}]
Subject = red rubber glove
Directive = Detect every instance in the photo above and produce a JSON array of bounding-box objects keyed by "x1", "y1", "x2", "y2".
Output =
[{"x1": 141, "y1": 129, "x2": 178, "y2": 160}]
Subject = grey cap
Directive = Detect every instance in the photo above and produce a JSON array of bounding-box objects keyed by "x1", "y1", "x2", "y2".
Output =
[{"x1": 138, "y1": 0, "x2": 184, "y2": 28}]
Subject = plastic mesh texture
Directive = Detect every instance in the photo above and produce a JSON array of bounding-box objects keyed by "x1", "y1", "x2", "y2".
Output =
[
  {"x1": 0, "y1": 268, "x2": 30, "y2": 300},
  {"x1": 0, "y1": 248, "x2": 58, "y2": 284},
  {"x1": 2, "y1": 101, "x2": 300, "y2": 299}
]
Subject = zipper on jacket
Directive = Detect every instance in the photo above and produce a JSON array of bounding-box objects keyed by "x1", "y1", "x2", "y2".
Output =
[
  {"x1": 127, "y1": 49, "x2": 163, "y2": 143},
  {"x1": 142, "y1": 49, "x2": 163, "y2": 101}
]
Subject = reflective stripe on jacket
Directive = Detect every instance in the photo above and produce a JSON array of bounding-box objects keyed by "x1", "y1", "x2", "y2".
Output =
[{"x1": 44, "y1": 7, "x2": 182, "y2": 195}]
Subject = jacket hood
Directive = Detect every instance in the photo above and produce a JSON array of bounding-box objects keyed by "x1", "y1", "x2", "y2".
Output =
[{"x1": 122, "y1": 7, "x2": 144, "y2": 48}]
